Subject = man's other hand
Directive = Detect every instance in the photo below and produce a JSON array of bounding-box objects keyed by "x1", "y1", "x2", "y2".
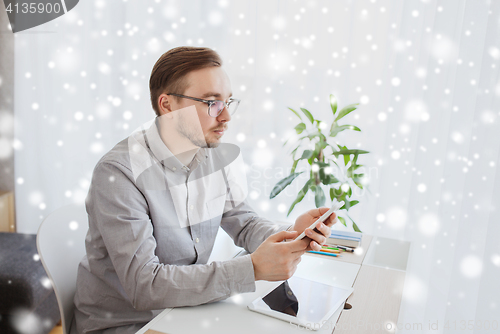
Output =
[{"x1": 290, "y1": 207, "x2": 338, "y2": 251}]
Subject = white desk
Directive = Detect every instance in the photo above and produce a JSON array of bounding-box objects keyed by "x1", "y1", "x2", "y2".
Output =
[{"x1": 136, "y1": 232, "x2": 410, "y2": 334}]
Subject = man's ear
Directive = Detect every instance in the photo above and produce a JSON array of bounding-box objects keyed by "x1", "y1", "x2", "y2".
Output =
[{"x1": 158, "y1": 94, "x2": 173, "y2": 116}]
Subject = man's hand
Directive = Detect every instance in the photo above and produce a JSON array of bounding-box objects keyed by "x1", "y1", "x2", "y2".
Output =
[
  {"x1": 290, "y1": 207, "x2": 338, "y2": 251},
  {"x1": 250, "y1": 230, "x2": 309, "y2": 281}
]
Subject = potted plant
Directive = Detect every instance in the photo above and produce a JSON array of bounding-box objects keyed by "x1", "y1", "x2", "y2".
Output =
[{"x1": 270, "y1": 94, "x2": 369, "y2": 232}]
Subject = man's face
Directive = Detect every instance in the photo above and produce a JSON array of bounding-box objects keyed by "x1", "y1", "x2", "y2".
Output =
[{"x1": 160, "y1": 66, "x2": 233, "y2": 148}]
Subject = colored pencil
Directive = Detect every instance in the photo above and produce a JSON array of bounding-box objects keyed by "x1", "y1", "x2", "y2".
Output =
[
  {"x1": 319, "y1": 248, "x2": 340, "y2": 254},
  {"x1": 308, "y1": 250, "x2": 338, "y2": 257}
]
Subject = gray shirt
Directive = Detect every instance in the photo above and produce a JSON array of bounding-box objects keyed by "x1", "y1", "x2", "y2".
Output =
[{"x1": 71, "y1": 118, "x2": 291, "y2": 334}]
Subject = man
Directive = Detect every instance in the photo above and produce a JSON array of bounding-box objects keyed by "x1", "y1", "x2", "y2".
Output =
[{"x1": 71, "y1": 46, "x2": 336, "y2": 334}]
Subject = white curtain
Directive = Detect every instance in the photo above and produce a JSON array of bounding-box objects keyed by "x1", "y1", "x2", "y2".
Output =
[{"x1": 14, "y1": 0, "x2": 499, "y2": 331}]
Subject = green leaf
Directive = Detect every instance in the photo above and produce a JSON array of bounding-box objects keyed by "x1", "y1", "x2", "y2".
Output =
[
  {"x1": 352, "y1": 174, "x2": 366, "y2": 189},
  {"x1": 288, "y1": 107, "x2": 303, "y2": 121},
  {"x1": 290, "y1": 160, "x2": 299, "y2": 174},
  {"x1": 347, "y1": 163, "x2": 363, "y2": 177},
  {"x1": 319, "y1": 133, "x2": 328, "y2": 149},
  {"x1": 345, "y1": 213, "x2": 362, "y2": 232},
  {"x1": 334, "y1": 103, "x2": 359, "y2": 122},
  {"x1": 324, "y1": 175, "x2": 340, "y2": 185},
  {"x1": 341, "y1": 200, "x2": 359, "y2": 210},
  {"x1": 352, "y1": 154, "x2": 358, "y2": 166},
  {"x1": 291, "y1": 146, "x2": 300, "y2": 159},
  {"x1": 330, "y1": 124, "x2": 361, "y2": 137},
  {"x1": 329, "y1": 187, "x2": 346, "y2": 202},
  {"x1": 287, "y1": 180, "x2": 312, "y2": 216},
  {"x1": 300, "y1": 150, "x2": 313, "y2": 160},
  {"x1": 270, "y1": 172, "x2": 304, "y2": 199},
  {"x1": 332, "y1": 149, "x2": 370, "y2": 157},
  {"x1": 329, "y1": 94, "x2": 338, "y2": 115},
  {"x1": 300, "y1": 108, "x2": 315, "y2": 124},
  {"x1": 295, "y1": 122, "x2": 306, "y2": 134},
  {"x1": 314, "y1": 186, "x2": 326, "y2": 207},
  {"x1": 344, "y1": 153, "x2": 350, "y2": 166},
  {"x1": 352, "y1": 219, "x2": 362, "y2": 232},
  {"x1": 353, "y1": 180, "x2": 364, "y2": 190},
  {"x1": 337, "y1": 216, "x2": 347, "y2": 227},
  {"x1": 319, "y1": 166, "x2": 340, "y2": 185}
]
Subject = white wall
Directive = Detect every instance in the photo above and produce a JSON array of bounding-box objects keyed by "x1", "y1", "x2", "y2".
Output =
[{"x1": 14, "y1": 0, "x2": 500, "y2": 331}]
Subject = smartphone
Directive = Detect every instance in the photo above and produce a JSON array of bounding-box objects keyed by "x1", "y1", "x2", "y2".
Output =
[{"x1": 293, "y1": 200, "x2": 345, "y2": 241}]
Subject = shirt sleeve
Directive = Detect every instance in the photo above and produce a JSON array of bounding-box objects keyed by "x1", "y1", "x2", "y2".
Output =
[
  {"x1": 220, "y1": 201, "x2": 293, "y2": 254},
  {"x1": 86, "y1": 160, "x2": 256, "y2": 311}
]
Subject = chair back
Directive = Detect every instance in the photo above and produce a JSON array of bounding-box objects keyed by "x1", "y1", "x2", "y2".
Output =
[{"x1": 36, "y1": 204, "x2": 88, "y2": 334}]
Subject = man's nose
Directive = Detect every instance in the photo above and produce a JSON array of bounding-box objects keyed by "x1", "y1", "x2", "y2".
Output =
[{"x1": 216, "y1": 105, "x2": 231, "y2": 123}]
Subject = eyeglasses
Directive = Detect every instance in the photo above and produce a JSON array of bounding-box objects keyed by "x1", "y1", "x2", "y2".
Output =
[{"x1": 167, "y1": 93, "x2": 241, "y2": 118}]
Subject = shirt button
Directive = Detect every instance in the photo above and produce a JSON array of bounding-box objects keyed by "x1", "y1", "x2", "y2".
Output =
[
  {"x1": 195, "y1": 237, "x2": 200, "y2": 243},
  {"x1": 172, "y1": 167, "x2": 176, "y2": 171},
  {"x1": 189, "y1": 205, "x2": 194, "y2": 210}
]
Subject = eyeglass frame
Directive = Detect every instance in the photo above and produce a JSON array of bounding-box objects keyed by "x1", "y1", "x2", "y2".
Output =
[{"x1": 166, "y1": 93, "x2": 241, "y2": 117}]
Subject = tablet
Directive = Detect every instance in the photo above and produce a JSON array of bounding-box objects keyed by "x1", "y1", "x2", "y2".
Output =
[{"x1": 247, "y1": 276, "x2": 354, "y2": 330}]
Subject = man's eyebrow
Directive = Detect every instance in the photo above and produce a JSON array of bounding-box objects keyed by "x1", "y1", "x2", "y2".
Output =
[{"x1": 200, "y1": 92, "x2": 233, "y2": 99}]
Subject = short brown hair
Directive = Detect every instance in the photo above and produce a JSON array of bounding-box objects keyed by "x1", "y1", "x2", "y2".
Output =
[{"x1": 149, "y1": 46, "x2": 223, "y2": 116}]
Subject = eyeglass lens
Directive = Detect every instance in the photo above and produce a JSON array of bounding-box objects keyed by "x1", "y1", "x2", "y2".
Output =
[{"x1": 208, "y1": 100, "x2": 239, "y2": 117}]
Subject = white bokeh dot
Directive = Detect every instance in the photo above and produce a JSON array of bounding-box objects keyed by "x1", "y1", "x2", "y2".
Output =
[
  {"x1": 74, "y1": 112, "x2": 84, "y2": 121},
  {"x1": 378, "y1": 112, "x2": 387, "y2": 121},
  {"x1": 90, "y1": 142, "x2": 104, "y2": 154},
  {"x1": 236, "y1": 133, "x2": 246, "y2": 142},
  {"x1": 277, "y1": 204, "x2": 287, "y2": 213},
  {"x1": 29, "y1": 191, "x2": 44, "y2": 206},
  {"x1": 417, "y1": 183, "x2": 427, "y2": 193},
  {"x1": 69, "y1": 221, "x2": 79, "y2": 230},
  {"x1": 403, "y1": 275, "x2": 427, "y2": 304},
  {"x1": 460, "y1": 255, "x2": 483, "y2": 278},
  {"x1": 386, "y1": 207, "x2": 407, "y2": 230},
  {"x1": 123, "y1": 111, "x2": 133, "y2": 120},
  {"x1": 418, "y1": 213, "x2": 440, "y2": 236},
  {"x1": 451, "y1": 131, "x2": 464, "y2": 144},
  {"x1": 404, "y1": 100, "x2": 429, "y2": 123},
  {"x1": 491, "y1": 254, "x2": 500, "y2": 267},
  {"x1": 41, "y1": 277, "x2": 52, "y2": 289},
  {"x1": 208, "y1": 11, "x2": 223, "y2": 25},
  {"x1": 391, "y1": 77, "x2": 401, "y2": 86}
]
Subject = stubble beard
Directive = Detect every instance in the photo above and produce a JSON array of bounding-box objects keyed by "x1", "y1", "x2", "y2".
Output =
[{"x1": 177, "y1": 112, "x2": 222, "y2": 148}]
